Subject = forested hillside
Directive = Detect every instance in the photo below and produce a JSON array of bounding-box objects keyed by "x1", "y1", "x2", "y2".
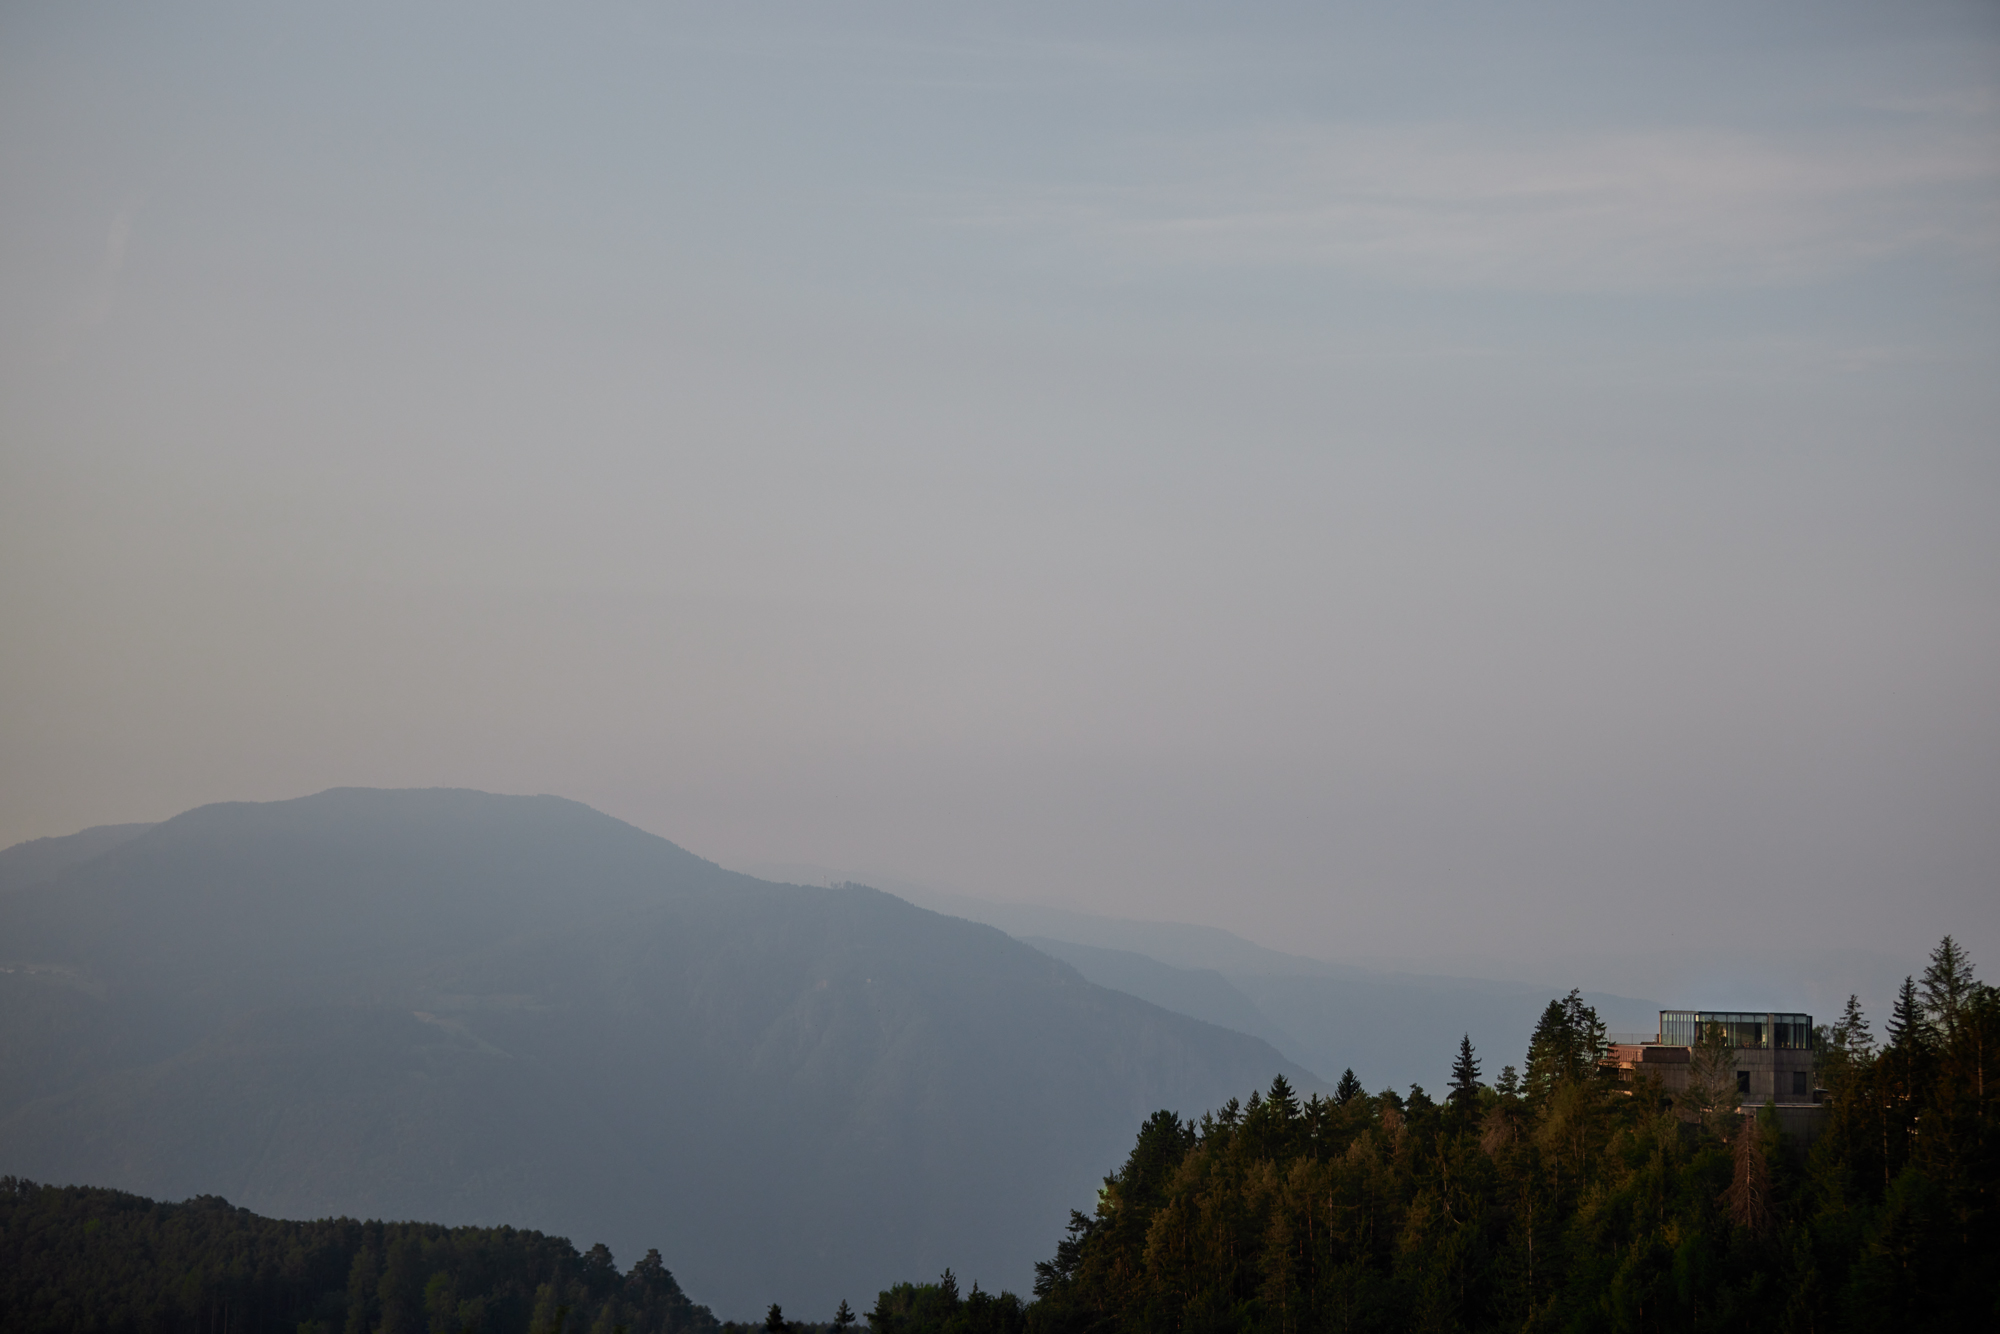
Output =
[
  {"x1": 0, "y1": 1178, "x2": 719, "y2": 1334},
  {"x1": 1011, "y1": 937, "x2": 1997, "y2": 1332}
]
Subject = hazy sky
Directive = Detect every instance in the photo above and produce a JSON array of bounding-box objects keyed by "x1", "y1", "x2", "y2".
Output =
[{"x1": 3, "y1": 2, "x2": 1996, "y2": 1005}]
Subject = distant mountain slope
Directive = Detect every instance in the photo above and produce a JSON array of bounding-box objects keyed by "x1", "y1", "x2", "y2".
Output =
[
  {"x1": 1018, "y1": 937, "x2": 1318, "y2": 1072},
  {"x1": 880, "y1": 882, "x2": 1660, "y2": 1091},
  {"x1": 0, "y1": 822, "x2": 156, "y2": 894},
  {"x1": 0, "y1": 789, "x2": 1310, "y2": 1319},
  {"x1": 861, "y1": 881, "x2": 1342, "y2": 978}
]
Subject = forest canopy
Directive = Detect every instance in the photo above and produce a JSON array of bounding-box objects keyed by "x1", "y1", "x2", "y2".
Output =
[
  {"x1": 1014, "y1": 936, "x2": 1998, "y2": 1333},
  {"x1": 0, "y1": 1180, "x2": 719, "y2": 1334}
]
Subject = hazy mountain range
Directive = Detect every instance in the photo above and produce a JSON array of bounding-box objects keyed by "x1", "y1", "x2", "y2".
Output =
[
  {"x1": 0, "y1": 787, "x2": 1651, "y2": 1318},
  {"x1": 760, "y1": 873, "x2": 1663, "y2": 1091},
  {"x1": 0, "y1": 788, "x2": 1312, "y2": 1318}
]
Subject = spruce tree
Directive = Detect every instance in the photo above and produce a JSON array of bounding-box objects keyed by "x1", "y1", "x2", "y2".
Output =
[
  {"x1": 1267, "y1": 1073, "x2": 1299, "y2": 1121},
  {"x1": 1724, "y1": 1110, "x2": 1774, "y2": 1236},
  {"x1": 1920, "y1": 934, "x2": 1978, "y2": 1037},
  {"x1": 1822, "y1": 994, "x2": 1872, "y2": 1092},
  {"x1": 1524, "y1": 992, "x2": 1602, "y2": 1100},
  {"x1": 1448, "y1": 1033, "x2": 1481, "y2": 1109},
  {"x1": 1887, "y1": 975, "x2": 1933, "y2": 1052},
  {"x1": 1831, "y1": 993, "x2": 1872, "y2": 1057},
  {"x1": 833, "y1": 1298, "x2": 857, "y2": 1329},
  {"x1": 1495, "y1": 1064, "x2": 1521, "y2": 1098},
  {"x1": 764, "y1": 1302, "x2": 786, "y2": 1332},
  {"x1": 1335, "y1": 1069, "x2": 1363, "y2": 1104}
]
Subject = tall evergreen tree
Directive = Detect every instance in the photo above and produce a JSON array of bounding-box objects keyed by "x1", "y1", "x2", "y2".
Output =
[
  {"x1": 1921, "y1": 934, "x2": 1978, "y2": 1036},
  {"x1": 763, "y1": 1303, "x2": 785, "y2": 1333},
  {"x1": 1831, "y1": 993, "x2": 1873, "y2": 1057},
  {"x1": 1524, "y1": 990, "x2": 1602, "y2": 1099},
  {"x1": 833, "y1": 1299, "x2": 856, "y2": 1329},
  {"x1": 1266, "y1": 1074, "x2": 1299, "y2": 1121},
  {"x1": 1448, "y1": 1033, "x2": 1481, "y2": 1110},
  {"x1": 1887, "y1": 975, "x2": 1934, "y2": 1052},
  {"x1": 1334, "y1": 1069, "x2": 1363, "y2": 1104},
  {"x1": 1686, "y1": 1020, "x2": 1740, "y2": 1134},
  {"x1": 1724, "y1": 1107, "x2": 1774, "y2": 1236}
]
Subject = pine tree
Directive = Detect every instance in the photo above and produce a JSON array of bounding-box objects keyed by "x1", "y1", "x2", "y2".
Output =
[
  {"x1": 1448, "y1": 1033, "x2": 1481, "y2": 1109},
  {"x1": 581, "y1": 1243, "x2": 616, "y2": 1284},
  {"x1": 1831, "y1": 993, "x2": 1872, "y2": 1057},
  {"x1": 1495, "y1": 1065, "x2": 1520, "y2": 1098},
  {"x1": 833, "y1": 1298, "x2": 857, "y2": 1329},
  {"x1": 1564, "y1": 988, "x2": 1609, "y2": 1066},
  {"x1": 1524, "y1": 990, "x2": 1602, "y2": 1100},
  {"x1": 1921, "y1": 934, "x2": 1978, "y2": 1037},
  {"x1": 1267, "y1": 1074, "x2": 1299, "y2": 1121},
  {"x1": 1335, "y1": 1069, "x2": 1363, "y2": 1104},
  {"x1": 1724, "y1": 1111, "x2": 1774, "y2": 1236},
  {"x1": 1887, "y1": 975, "x2": 1934, "y2": 1052},
  {"x1": 1687, "y1": 1020, "x2": 1740, "y2": 1134},
  {"x1": 763, "y1": 1301, "x2": 786, "y2": 1332}
]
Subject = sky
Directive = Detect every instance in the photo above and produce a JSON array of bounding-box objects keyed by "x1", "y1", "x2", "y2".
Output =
[{"x1": 2, "y1": 1, "x2": 1996, "y2": 1013}]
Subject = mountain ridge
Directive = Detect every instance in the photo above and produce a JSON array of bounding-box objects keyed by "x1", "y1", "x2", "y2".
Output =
[{"x1": 0, "y1": 788, "x2": 1311, "y2": 1318}]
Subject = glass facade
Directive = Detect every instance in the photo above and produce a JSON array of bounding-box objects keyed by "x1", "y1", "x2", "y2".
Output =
[{"x1": 1658, "y1": 1011, "x2": 1813, "y2": 1049}]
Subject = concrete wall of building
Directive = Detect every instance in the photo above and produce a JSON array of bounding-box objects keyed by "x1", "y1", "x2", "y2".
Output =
[{"x1": 1604, "y1": 1042, "x2": 1818, "y2": 1107}]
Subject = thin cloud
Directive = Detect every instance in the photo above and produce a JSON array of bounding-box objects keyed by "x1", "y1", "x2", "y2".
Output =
[{"x1": 954, "y1": 118, "x2": 2000, "y2": 291}]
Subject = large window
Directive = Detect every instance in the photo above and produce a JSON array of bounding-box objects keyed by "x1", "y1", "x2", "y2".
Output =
[{"x1": 1659, "y1": 1011, "x2": 1813, "y2": 1049}]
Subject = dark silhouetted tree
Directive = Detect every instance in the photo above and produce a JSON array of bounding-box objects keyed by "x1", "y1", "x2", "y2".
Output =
[
  {"x1": 1448, "y1": 1033, "x2": 1481, "y2": 1110},
  {"x1": 1266, "y1": 1073, "x2": 1299, "y2": 1121},
  {"x1": 1725, "y1": 1108, "x2": 1774, "y2": 1236},
  {"x1": 1921, "y1": 934, "x2": 1977, "y2": 1036},
  {"x1": 1525, "y1": 989, "x2": 1604, "y2": 1100},
  {"x1": 1888, "y1": 975, "x2": 1933, "y2": 1052},
  {"x1": 1334, "y1": 1068, "x2": 1363, "y2": 1104}
]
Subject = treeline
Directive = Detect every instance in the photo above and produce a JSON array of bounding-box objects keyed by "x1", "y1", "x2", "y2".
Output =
[
  {"x1": 871, "y1": 935, "x2": 1996, "y2": 1332},
  {"x1": 1005, "y1": 934, "x2": 1997, "y2": 1333},
  {"x1": 0, "y1": 1179, "x2": 719, "y2": 1334}
]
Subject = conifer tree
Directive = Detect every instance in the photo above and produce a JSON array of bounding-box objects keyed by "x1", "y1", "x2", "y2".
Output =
[
  {"x1": 1495, "y1": 1064, "x2": 1520, "y2": 1098},
  {"x1": 1687, "y1": 1020, "x2": 1740, "y2": 1134},
  {"x1": 1921, "y1": 934, "x2": 1977, "y2": 1036},
  {"x1": 1448, "y1": 1033, "x2": 1481, "y2": 1110},
  {"x1": 833, "y1": 1298, "x2": 856, "y2": 1329},
  {"x1": 1334, "y1": 1068, "x2": 1363, "y2": 1104},
  {"x1": 1887, "y1": 975, "x2": 1933, "y2": 1052},
  {"x1": 763, "y1": 1301, "x2": 786, "y2": 1332},
  {"x1": 1820, "y1": 994, "x2": 1873, "y2": 1093},
  {"x1": 1267, "y1": 1073, "x2": 1299, "y2": 1121},
  {"x1": 1724, "y1": 1109, "x2": 1774, "y2": 1236},
  {"x1": 1525, "y1": 991, "x2": 1603, "y2": 1099},
  {"x1": 1831, "y1": 993, "x2": 1872, "y2": 1057}
]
